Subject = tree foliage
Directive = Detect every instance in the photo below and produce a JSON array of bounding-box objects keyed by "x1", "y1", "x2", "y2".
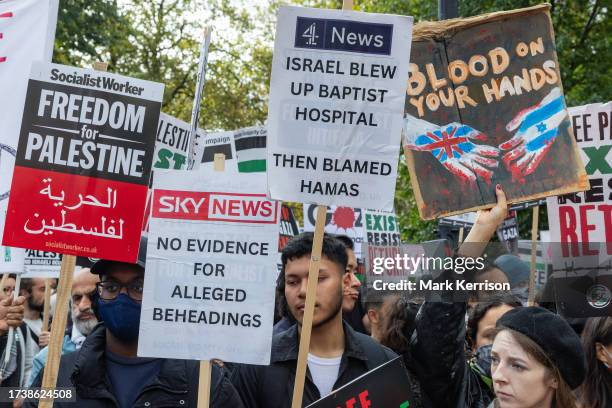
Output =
[{"x1": 53, "y1": 0, "x2": 610, "y2": 242}]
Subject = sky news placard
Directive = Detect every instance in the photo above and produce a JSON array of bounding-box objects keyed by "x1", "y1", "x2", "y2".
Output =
[
  {"x1": 2, "y1": 62, "x2": 164, "y2": 263},
  {"x1": 138, "y1": 170, "x2": 280, "y2": 364},
  {"x1": 267, "y1": 6, "x2": 413, "y2": 210}
]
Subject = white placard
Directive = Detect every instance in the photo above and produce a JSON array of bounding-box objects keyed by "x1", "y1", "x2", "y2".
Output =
[
  {"x1": 266, "y1": 6, "x2": 413, "y2": 210},
  {"x1": 303, "y1": 204, "x2": 365, "y2": 259},
  {"x1": 138, "y1": 171, "x2": 280, "y2": 364},
  {"x1": 0, "y1": 0, "x2": 59, "y2": 272},
  {"x1": 546, "y1": 102, "x2": 611, "y2": 269},
  {"x1": 22, "y1": 249, "x2": 61, "y2": 278}
]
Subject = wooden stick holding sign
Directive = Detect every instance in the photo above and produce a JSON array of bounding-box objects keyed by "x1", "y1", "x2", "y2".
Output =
[
  {"x1": 291, "y1": 204, "x2": 327, "y2": 408},
  {"x1": 291, "y1": 2, "x2": 353, "y2": 406},
  {"x1": 39, "y1": 61, "x2": 108, "y2": 407},
  {"x1": 39, "y1": 255, "x2": 75, "y2": 407},
  {"x1": 197, "y1": 153, "x2": 225, "y2": 408},
  {"x1": 42, "y1": 278, "x2": 52, "y2": 331},
  {"x1": 527, "y1": 206, "x2": 539, "y2": 306}
]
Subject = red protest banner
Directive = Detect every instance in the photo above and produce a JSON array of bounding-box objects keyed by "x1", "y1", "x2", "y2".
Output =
[{"x1": 2, "y1": 62, "x2": 163, "y2": 263}]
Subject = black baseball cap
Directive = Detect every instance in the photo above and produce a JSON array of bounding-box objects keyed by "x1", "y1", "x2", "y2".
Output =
[{"x1": 91, "y1": 235, "x2": 147, "y2": 275}]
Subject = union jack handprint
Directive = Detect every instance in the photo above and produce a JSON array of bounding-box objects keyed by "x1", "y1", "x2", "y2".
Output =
[
  {"x1": 500, "y1": 87, "x2": 567, "y2": 179},
  {"x1": 404, "y1": 115, "x2": 499, "y2": 183}
]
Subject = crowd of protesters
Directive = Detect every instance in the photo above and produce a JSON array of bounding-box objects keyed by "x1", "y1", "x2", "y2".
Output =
[{"x1": 0, "y1": 186, "x2": 609, "y2": 407}]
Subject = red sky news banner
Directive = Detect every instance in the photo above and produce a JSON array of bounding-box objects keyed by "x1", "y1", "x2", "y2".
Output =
[
  {"x1": 306, "y1": 357, "x2": 412, "y2": 408},
  {"x1": 137, "y1": 171, "x2": 281, "y2": 364},
  {"x1": 266, "y1": 6, "x2": 413, "y2": 211},
  {"x1": 2, "y1": 62, "x2": 164, "y2": 263}
]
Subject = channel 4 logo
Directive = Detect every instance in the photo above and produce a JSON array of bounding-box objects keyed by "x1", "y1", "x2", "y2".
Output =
[{"x1": 294, "y1": 17, "x2": 393, "y2": 55}]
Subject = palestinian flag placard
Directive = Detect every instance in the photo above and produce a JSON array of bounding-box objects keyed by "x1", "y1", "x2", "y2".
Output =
[{"x1": 235, "y1": 126, "x2": 266, "y2": 173}]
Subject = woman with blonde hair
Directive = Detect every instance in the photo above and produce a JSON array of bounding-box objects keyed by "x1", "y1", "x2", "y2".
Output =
[{"x1": 488, "y1": 307, "x2": 586, "y2": 408}]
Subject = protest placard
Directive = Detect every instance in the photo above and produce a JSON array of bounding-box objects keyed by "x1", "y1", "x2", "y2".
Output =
[
  {"x1": 0, "y1": 0, "x2": 58, "y2": 272},
  {"x1": 1, "y1": 62, "x2": 163, "y2": 263},
  {"x1": 497, "y1": 210, "x2": 519, "y2": 255},
  {"x1": 154, "y1": 112, "x2": 201, "y2": 170},
  {"x1": 138, "y1": 171, "x2": 280, "y2": 364},
  {"x1": 545, "y1": 102, "x2": 611, "y2": 317},
  {"x1": 279, "y1": 203, "x2": 300, "y2": 251},
  {"x1": 303, "y1": 204, "x2": 365, "y2": 259},
  {"x1": 306, "y1": 357, "x2": 412, "y2": 408},
  {"x1": 403, "y1": 4, "x2": 588, "y2": 219},
  {"x1": 23, "y1": 249, "x2": 61, "y2": 278},
  {"x1": 198, "y1": 130, "x2": 238, "y2": 173},
  {"x1": 439, "y1": 212, "x2": 477, "y2": 229},
  {"x1": 546, "y1": 102, "x2": 611, "y2": 265},
  {"x1": 235, "y1": 125, "x2": 266, "y2": 173},
  {"x1": 267, "y1": 6, "x2": 413, "y2": 211}
]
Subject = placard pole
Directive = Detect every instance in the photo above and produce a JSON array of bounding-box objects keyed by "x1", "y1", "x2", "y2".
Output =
[
  {"x1": 39, "y1": 255, "x2": 75, "y2": 407},
  {"x1": 197, "y1": 153, "x2": 225, "y2": 408},
  {"x1": 187, "y1": 27, "x2": 212, "y2": 170},
  {"x1": 291, "y1": 204, "x2": 327, "y2": 408},
  {"x1": 42, "y1": 278, "x2": 52, "y2": 331},
  {"x1": 528, "y1": 205, "x2": 539, "y2": 306}
]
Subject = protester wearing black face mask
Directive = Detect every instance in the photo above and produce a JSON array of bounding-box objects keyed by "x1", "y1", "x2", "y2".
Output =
[{"x1": 25, "y1": 237, "x2": 243, "y2": 408}]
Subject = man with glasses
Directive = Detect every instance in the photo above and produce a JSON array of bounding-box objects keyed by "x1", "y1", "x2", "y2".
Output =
[
  {"x1": 26, "y1": 237, "x2": 243, "y2": 408},
  {"x1": 27, "y1": 267, "x2": 99, "y2": 385}
]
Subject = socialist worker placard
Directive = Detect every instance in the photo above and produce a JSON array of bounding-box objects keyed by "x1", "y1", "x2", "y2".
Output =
[
  {"x1": 2, "y1": 62, "x2": 164, "y2": 263},
  {"x1": 403, "y1": 5, "x2": 588, "y2": 219}
]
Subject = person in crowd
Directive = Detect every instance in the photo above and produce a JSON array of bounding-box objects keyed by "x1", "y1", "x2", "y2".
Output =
[
  {"x1": 463, "y1": 293, "x2": 522, "y2": 407},
  {"x1": 232, "y1": 233, "x2": 398, "y2": 407},
  {"x1": 409, "y1": 184, "x2": 509, "y2": 408},
  {"x1": 233, "y1": 183, "x2": 507, "y2": 408},
  {"x1": 489, "y1": 306, "x2": 586, "y2": 408},
  {"x1": 576, "y1": 316, "x2": 611, "y2": 408},
  {"x1": 334, "y1": 235, "x2": 367, "y2": 334},
  {"x1": 467, "y1": 294, "x2": 522, "y2": 352},
  {"x1": 19, "y1": 278, "x2": 48, "y2": 351},
  {"x1": 0, "y1": 294, "x2": 27, "y2": 388},
  {"x1": 372, "y1": 293, "x2": 431, "y2": 408},
  {"x1": 363, "y1": 289, "x2": 399, "y2": 343},
  {"x1": 472, "y1": 264, "x2": 511, "y2": 303},
  {"x1": 26, "y1": 237, "x2": 242, "y2": 408},
  {"x1": 0, "y1": 275, "x2": 16, "y2": 302},
  {"x1": 272, "y1": 234, "x2": 365, "y2": 335},
  {"x1": 493, "y1": 255, "x2": 530, "y2": 304},
  {"x1": 15, "y1": 278, "x2": 49, "y2": 385},
  {"x1": 28, "y1": 268, "x2": 100, "y2": 385}
]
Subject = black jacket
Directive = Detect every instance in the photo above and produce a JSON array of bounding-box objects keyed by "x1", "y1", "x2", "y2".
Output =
[
  {"x1": 25, "y1": 323, "x2": 243, "y2": 408},
  {"x1": 231, "y1": 322, "x2": 399, "y2": 408}
]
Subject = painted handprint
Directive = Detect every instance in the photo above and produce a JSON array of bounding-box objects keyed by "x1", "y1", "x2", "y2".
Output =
[
  {"x1": 500, "y1": 87, "x2": 567, "y2": 179},
  {"x1": 404, "y1": 115, "x2": 499, "y2": 183}
]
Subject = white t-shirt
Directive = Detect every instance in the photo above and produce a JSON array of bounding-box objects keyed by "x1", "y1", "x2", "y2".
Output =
[
  {"x1": 307, "y1": 353, "x2": 342, "y2": 398},
  {"x1": 23, "y1": 318, "x2": 42, "y2": 337}
]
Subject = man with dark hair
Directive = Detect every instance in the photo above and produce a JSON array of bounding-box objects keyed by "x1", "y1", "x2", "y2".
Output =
[
  {"x1": 19, "y1": 278, "x2": 48, "y2": 383},
  {"x1": 26, "y1": 237, "x2": 243, "y2": 408},
  {"x1": 333, "y1": 234, "x2": 367, "y2": 334},
  {"x1": 232, "y1": 232, "x2": 397, "y2": 407}
]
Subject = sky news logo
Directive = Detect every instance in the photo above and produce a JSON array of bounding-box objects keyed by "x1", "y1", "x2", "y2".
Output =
[{"x1": 294, "y1": 17, "x2": 393, "y2": 55}]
